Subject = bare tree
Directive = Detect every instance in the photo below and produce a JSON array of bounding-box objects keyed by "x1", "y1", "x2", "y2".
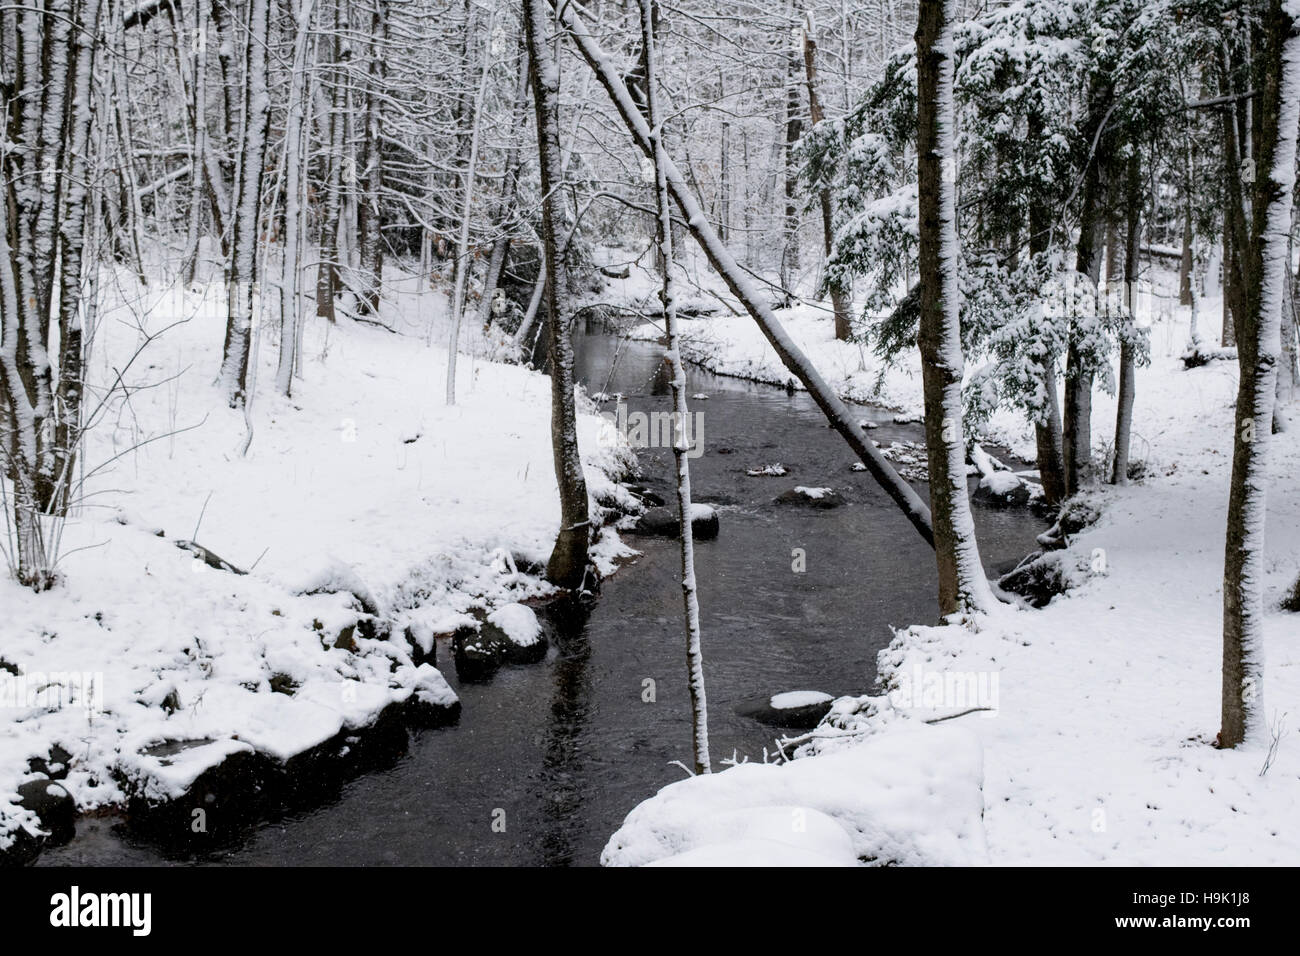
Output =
[
  {"x1": 641, "y1": 0, "x2": 710, "y2": 775},
  {"x1": 219, "y1": 0, "x2": 273, "y2": 408},
  {"x1": 524, "y1": 0, "x2": 590, "y2": 589},
  {"x1": 801, "y1": 14, "x2": 852, "y2": 341}
]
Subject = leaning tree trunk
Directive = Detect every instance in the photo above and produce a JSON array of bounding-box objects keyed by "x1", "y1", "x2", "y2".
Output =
[
  {"x1": 1112, "y1": 149, "x2": 1141, "y2": 485},
  {"x1": 219, "y1": 0, "x2": 272, "y2": 408},
  {"x1": 1220, "y1": 0, "x2": 1300, "y2": 749},
  {"x1": 914, "y1": 0, "x2": 995, "y2": 616},
  {"x1": 524, "y1": 0, "x2": 590, "y2": 589},
  {"x1": 641, "y1": 0, "x2": 710, "y2": 775},
  {"x1": 549, "y1": 0, "x2": 936, "y2": 550}
]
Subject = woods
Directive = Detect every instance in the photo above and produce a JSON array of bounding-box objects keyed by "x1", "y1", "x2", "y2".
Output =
[{"x1": 3, "y1": 0, "x2": 1300, "y2": 871}]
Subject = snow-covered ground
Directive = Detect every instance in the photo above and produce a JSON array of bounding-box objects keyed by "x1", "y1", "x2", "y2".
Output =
[
  {"x1": 599, "y1": 249, "x2": 1300, "y2": 866},
  {"x1": 0, "y1": 265, "x2": 635, "y2": 854}
]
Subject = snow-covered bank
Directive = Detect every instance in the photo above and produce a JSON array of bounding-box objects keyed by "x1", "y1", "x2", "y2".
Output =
[
  {"x1": 0, "y1": 267, "x2": 636, "y2": 860},
  {"x1": 599, "y1": 256, "x2": 1300, "y2": 866}
]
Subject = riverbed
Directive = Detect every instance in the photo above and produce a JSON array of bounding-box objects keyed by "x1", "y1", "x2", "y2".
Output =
[{"x1": 40, "y1": 321, "x2": 1044, "y2": 866}]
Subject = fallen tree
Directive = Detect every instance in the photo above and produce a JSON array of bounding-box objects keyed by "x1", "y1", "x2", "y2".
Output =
[{"x1": 548, "y1": 0, "x2": 935, "y2": 548}]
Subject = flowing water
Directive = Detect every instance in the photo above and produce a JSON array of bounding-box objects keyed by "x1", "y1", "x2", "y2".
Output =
[{"x1": 41, "y1": 321, "x2": 1045, "y2": 867}]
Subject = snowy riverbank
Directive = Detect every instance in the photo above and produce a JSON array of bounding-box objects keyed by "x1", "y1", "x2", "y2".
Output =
[
  {"x1": 0, "y1": 267, "x2": 636, "y2": 861},
  {"x1": 599, "y1": 255, "x2": 1300, "y2": 866}
]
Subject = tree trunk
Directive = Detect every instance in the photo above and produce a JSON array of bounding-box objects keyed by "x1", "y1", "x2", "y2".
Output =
[
  {"x1": 1179, "y1": 205, "x2": 1195, "y2": 307},
  {"x1": 1112, "y1": 149, "x2": 1141, "y2": 485},
  {"x1": 478, "y1": 46, "x2": 531, "y2": 330},
  {"x1": 445, "y1": 9, "x2": 496, "y2": 404},
  {"x1": 219, "y1": 0, "x2": 272, "y2": 408},
  {"x1": 276, "y1": 0, "x2": 318, "y2": 396},
  {"x1": 1220, "y1": 0, "x2": 1300, "y2": 749},
  {"x1": 316, "y1": 0, "x2": 348, "y2": 322},
  {"x1": 1027, "y1": 113, "x2": 1067, "y2": 505},
  {"x1": 914, "y1": 0, "x2": 994, "y2": 616},
  {"x1": 355, "y1": 1, "x2": 388, "y2": 316},
  {"x1": 524, "y1": 0, "x2": 591, "y2": 589},
  {"x1": 52, "y1": 0, "x2": 104, "y2": 514},
  {"x1": 802, "y1": 21, "x2": 852, "y2": 341},
  {"x1": 641, "y1": 0, "x2": 710, "y2": 774},
  {"x1": 1063, "y1": 134, "x2": 1103, "y2": 497},
  {"x1": 780, "y1": 49, "x2": 802, "y2": 298}
]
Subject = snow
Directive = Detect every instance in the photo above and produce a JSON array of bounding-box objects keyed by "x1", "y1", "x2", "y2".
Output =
[
  {"x1": 792, "y1": 486, "x2": 833, "y2": 499},
  {"x1": 602, "y1": 723, "x2": 987, "y2": 867},
  {"x1": 980, "y1": 470, "x2": 1022, "y2": 495},
  {"x1": 770, "y1": 690, "x2": 833, "y2": 710},
  {"x1": 0, "y1": 264, "x2": 633, "y2": 849},
  {"x1": 487, "y1": 603, "x2": 541, "y2": 648}
]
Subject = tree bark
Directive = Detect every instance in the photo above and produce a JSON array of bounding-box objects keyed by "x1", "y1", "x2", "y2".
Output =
[
  {"x1": 915, "y1": 0, "x2": 994, "y2": 615},
  {"x1": 1063, "y1": 130, "x2": 1104, "y2": 497},
  {"x1": 219, "y1": 0, "x2": 272, "y2": 408},
  {"x1": 802, "y1": 21, "x2": 852, "y2": 341},
  {"x1": 316, "y1": 0, "x2": 348, "y2": 322},
  {"x1": 355, "y1": 0, "x2": 388, "y2": 316},
  {"x1": 641, "y1": 0, "x2": 710, "y2": 774},
  {"x1": 478, "y1": 46, "x2": 531, "y2": 330},
  {"x1": 1112, "y1": 149, "x2": 1141, "y2": 485},
  {"x1": 446, "y1": 9, "x2": 496, "y2": 404},
  {"x1": 276, "y1": 0, "x2": 318, "y2": 396},
  {"x1": 1220, "y1": 0, "x2": 1300, "y2": 749},
  {"x1": 524, "y1": 0, "x2": 591, "y2": 589}
]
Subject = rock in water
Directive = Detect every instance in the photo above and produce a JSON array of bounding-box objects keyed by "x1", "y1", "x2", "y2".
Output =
[
  {"x1": 17, "y1": 776, "x2": 76, "y2": 843},
  {"x1": 774, "y1": 486, "x2": 844, "y2": 509},
  {"x1": 629, "y1": 504, "x2": 719, "y2": 540},
  {"x1": 737, "y1": 691, "x2": 835, "y2": 729},
  {"x1": 484, "y1": 603, "x2": 548, "y2": 665},
  {"x1": 971, "y1": 471, "x2": 1031, "y2": 508}
]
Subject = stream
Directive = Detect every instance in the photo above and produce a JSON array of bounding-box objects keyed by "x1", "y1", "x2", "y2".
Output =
[{"x1": 41, "y1": 320, "x2": 1045, "y2": 867}]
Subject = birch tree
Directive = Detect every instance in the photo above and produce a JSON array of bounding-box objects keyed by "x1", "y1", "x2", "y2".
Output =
[
  {"x1": 914, "y1": 0, "x2": 994, "y2": 616},
  {"x1": 1, "y1": 0, "x2": 103, "y2": 588},
  {"x1": 641, "y1": 0, "x2": 710, "y2": 776},
  {"x1": 219, "y1": 0, "x2": 273, "y2": 408},
  {"x1": 1219, "y1": 0, "x2": 1300, "y2": 749},
  {"x1": 275, "y1": 0, "x2": 318, "y2": 396},
  {"x1": 446, "y1": 8, "x2": 497, "y2": 405}
]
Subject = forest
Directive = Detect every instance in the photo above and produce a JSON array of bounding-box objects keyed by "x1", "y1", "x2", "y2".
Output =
[{"x1": 1, "y1": 0, "x2": 1298, "y2": 872}]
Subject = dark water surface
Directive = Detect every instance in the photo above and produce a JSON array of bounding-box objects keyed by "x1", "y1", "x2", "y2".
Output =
[{"x1": 42, "y1": 323, "x2": 1043, "y2": 867}]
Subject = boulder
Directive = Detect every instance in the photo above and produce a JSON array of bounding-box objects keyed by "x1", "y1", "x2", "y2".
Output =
[
  {"x1": 630, "y1": 504, "x2": 719, "y2": 540},
  {"x1": 774, "y1": 487, "x2": 844, "y2": 509},
  {"x1": 737, "y1": 691, "x2": 834, "y2": 729}
]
